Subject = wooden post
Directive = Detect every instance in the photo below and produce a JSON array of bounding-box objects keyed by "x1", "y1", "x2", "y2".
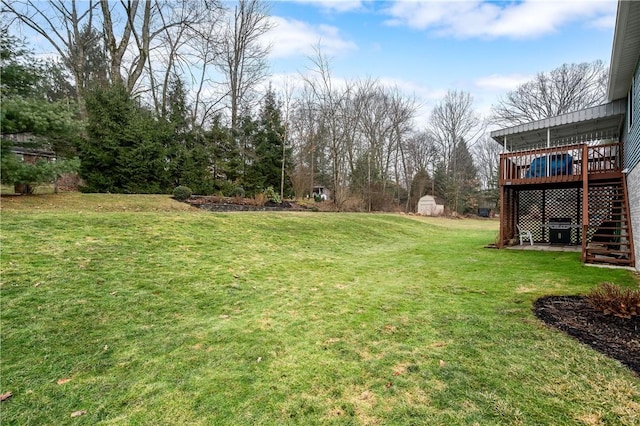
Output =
[
  {"x1": 546, "y1": 128, "x2": 551, "y2": 178},
  {"x1": 499, "y1": 185, "x2": 506, "y2": 248},
  {"x1": 581, "y1": 144, "x2": 589, "y2": 262}
]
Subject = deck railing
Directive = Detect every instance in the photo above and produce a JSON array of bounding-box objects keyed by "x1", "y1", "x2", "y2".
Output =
[{"x1": 499, "y1": 142, "x2": 621, "y2": 185}]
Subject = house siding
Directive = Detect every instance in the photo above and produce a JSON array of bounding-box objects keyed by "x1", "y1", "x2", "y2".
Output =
[
  {"x1": 625, "y1": 58, "x2": 640, "y2": 270},
  {"x1": 628, "y1": 165, "x2": 640, "y2": 270},
  {"x1": 625, "y1": 59, "x2": 640, "y2": 172}
]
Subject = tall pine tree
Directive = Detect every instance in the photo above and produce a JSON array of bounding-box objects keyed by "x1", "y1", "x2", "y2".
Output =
[
  {"x1": 80, "y1": 84, "x2": 172, "y2": 193},
  {"x1": 245, "y1": 88, "x2": 293, "y2": 196},
  {"x1": 164, "y1": 76, "x2": 215, "y2": 194}
]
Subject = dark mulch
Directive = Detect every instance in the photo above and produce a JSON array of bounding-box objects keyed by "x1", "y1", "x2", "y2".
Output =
[
  {"x1": 534, "y1": 295, "x2": 640, "y2": 376},
  {"x1": 183, "y1": 196, "x2": 305, "y2": 212}
]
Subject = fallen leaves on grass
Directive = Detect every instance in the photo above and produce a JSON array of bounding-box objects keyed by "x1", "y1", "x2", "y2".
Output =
[
  {"x1": 70, "y1": 410, "x2": 86, "y2": 418},
  {"x1": 382, "y1": 325, "x2": 397, "y2": 334},
  {"x1": 439, "y1": 360, "x2": 446, "y2": 368},
  {"x1": 57, "y1": 378, "x2": 71, "y2": 385},
  {"x1": 1, "y1": 391, "x2": 12, "y2": 401}
]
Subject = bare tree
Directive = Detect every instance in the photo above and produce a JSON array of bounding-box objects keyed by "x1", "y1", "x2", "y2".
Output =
[
  {"x1": 353, "y1": 79, "x2": 388, "y2": 210},
  {"x1": 2, "y1": 0, "x2": 99, "y2": 115},
  {"x1": 186, "y1": 5, "x2": 227, "y2": 129},
  {"x1": 3, "y1": 0, "x2": 215, "y2": 111},
  {"x1": 401, "y1": 131, "x2": 437, "y2": 211},
  {"x1": 429, "y1": 90, "x2": 479, "y2": 168},
  {"x1": 301, "y1": 46, "x2": 355, "y2": 209},
  {"x1": 473, "y1": 135, "x2": 501, "y2": 191},
  {"x1": 428, "y1": 90, "x2": 481, "y2": 213},
  {"x1": 278, "y1": 76, "x2": 297, "y2": 199},
  {"x1": 348, "y1": 80, "x2": 417, "y2": 211},
  {"x1": 217, "y1": 0, "x2": 271, "y2": 132},
  {"x1": 289, "y1": 83, "x2": 325, "y2": 199},
  {"x1": 386, "y1": 87, "x2": 416, "y2": 207},
  {"x1": 142, "y1": 0, "x2": 225, "y2": 122},
  {"x1": 491, "y1": 60, "x2": 608, "y2": 126}
]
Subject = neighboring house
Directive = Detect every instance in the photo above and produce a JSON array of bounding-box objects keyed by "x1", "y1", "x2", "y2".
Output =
[
  {"x1": 490, "y1": 0, "x2": 639, "y2": 269},
  {"x1": 312, "y1": 185, "x2": 331, "y2": 200},
  {"x1": 4, "y1": 133, "x2": 56, "y2": 164}
]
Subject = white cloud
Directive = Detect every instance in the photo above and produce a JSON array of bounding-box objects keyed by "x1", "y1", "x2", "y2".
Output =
[
  {"x1": 284, "y1": 0, "x2": 364, "y2": 13},
  {"x1": 265, "y1": 16, "x2": 358, "y2": 59},
  {"x1": 588, "y1": 13, "x2": 616, "y2": 30},
  {"x1": 377, "y1": 76, "x2": 447, "y2": 102},
  {"x1": 475, "y1": 73, "x2": 533, "y2": 91},
  {"x1": 384, "y1": 0, "x2": 617, "y2": 39},
  {"x1": 368, "y1": 77, "x2": 449, "y2": 127}
]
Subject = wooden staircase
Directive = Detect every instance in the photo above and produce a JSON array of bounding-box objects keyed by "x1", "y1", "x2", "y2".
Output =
[{"x1": 584, "y1": 177, "x2": 635, "y2": 267}]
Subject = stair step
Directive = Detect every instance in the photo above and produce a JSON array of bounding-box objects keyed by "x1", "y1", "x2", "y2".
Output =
[
  {"x1": 586, "y1": 257, "x2": 633, "y2": 265},
  {"x1": 585, "y1": 173, "x2": 635, "y2": 267},
  {"x1": 587, "y1": 249, "x2": 631, "y2": 255},
  {"x1": 586, "y1": 250, "x2": 631, "y2": 256}
]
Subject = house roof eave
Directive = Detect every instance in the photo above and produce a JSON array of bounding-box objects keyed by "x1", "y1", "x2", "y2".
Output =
[
  {"x1": 489, "y1": 99, "x2": 626, "y2": 151},
  {"x1": 607, "y1": 0, "x2": 640, "y2": 101}
]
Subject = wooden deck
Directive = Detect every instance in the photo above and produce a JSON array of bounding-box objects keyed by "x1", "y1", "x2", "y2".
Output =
[
  {"x1": 499, "y1": 142, "x2": 622, "y2": 186},
  {"x1": 498, "y1": 142, "x2": 634, "y2": 267}
]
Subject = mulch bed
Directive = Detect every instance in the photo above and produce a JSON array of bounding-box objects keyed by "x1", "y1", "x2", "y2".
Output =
[
  {"x1": 185, "y1": 196, "x2": 306, "y2": 212},
  {"x1": 534, "y1": 295, "x2": 640, "y2": 376}
]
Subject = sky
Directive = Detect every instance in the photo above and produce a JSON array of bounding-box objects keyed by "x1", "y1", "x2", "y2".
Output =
[{"x1": 261, "y1": 0, "x2": 619, "y2": 127}]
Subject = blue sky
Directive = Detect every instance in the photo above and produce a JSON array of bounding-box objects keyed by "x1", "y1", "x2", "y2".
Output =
[{"x1": 263, "y1": 0, "x2": 618, "y2": 123}]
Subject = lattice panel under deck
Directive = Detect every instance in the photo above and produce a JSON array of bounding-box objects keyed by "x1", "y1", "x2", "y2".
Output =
[
  {"x1": 517, "y1": 190, "x2": 544, "y2": 242},
  {"x1": 517, "y1": 188, "x2": 582, "y2": 244}
]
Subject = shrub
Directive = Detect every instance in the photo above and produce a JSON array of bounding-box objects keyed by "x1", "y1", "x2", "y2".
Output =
[
  {"x1": 587, "y1": 282, "x2": 640, "y2": 319},
  {"x1": 231, "y1": 186, "x2": 245, "y2": 198},
  {"x1": 263, "y1": 186, "x2": 281, "y2": 204},
  {"x1": 172, "y1": 185, "x2": 192, "y2": 201}
]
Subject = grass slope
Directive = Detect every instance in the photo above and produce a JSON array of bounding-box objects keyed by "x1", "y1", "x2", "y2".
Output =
[{"x1": 1, "y1": 194, "x2": 638, "y2": 425}]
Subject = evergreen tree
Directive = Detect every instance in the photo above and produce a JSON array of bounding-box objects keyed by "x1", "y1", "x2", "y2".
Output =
[
  {"x1": 452, "y1": 139, "x2": 479, "y2": 213},
  {"x1": 207, "y1": 117, "x2": 241, "y2": 190},
  {"x1": 350, "y1": 151, "x2": 383, "y2": 210},
  {"x1": 164, "y1": 76, "x2": 214, "y2": 193},
  {"x1": 79, "y1": 84, "x2": 172, "y2": 193},
  {"x1": 0, "y1": 29, "x2": 80, "y2": 193},
  {"x1": 1, "y1": 29, "x2": 76, "y2": 104},
  {"x1": 0, "y1": 29, "x2": 43, "y2": 98},
  {"x1": 245, "y1": 88, "x2": 293, "y2": 196},
  {"x1": 433, "y1": 161, "x2": 449, "y2": 202},
  {"x1": 408, "y1": 168, "x2": 432, "y2": 211}
]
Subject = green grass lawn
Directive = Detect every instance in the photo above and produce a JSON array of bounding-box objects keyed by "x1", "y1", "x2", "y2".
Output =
[{"x1": 1, "y1": 194, "x2": 638, "y2": 425}]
